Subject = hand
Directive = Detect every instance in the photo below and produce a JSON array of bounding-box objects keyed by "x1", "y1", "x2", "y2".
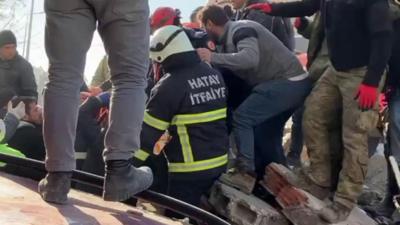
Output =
[
  {"x1": 246, "y1": 3, "x2": 272, "y2": 13},
  {"x1": 355, "y1": 84, "x2": 378, "y2": 111},
  {"x1": 294, "y1": 17, "x2": 302, "y2": 29},
  {"x1": 197, "y1": 48, "x2": 212, "y2": 63},
  {"x1": 89, "y1": 86, "x2": 103, "y2": 96},
  {"x1": 7, "y1": 101, "x2": 26, "y2": 120},
  {"x1": 80, "y1": 92, "x2": 91, "y2": 102},
  {"x1": 379, "y1": 93, "x2": 388, "y2": 114}
]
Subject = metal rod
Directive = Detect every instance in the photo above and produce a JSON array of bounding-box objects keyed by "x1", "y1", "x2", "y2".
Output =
[{"x1": 26, "y1": 0, "x2": 34, "y2": 60}]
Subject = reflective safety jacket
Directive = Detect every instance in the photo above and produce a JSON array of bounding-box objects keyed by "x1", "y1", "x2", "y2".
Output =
[{"x1": 136, "y1": 51, "x2": 229, "y2": 180}]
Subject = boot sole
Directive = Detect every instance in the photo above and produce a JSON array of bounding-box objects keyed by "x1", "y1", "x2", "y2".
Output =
[
  {"x1": 260, "y1": 163, "x2": 308, "y2": 208},
  {"x1": 38, "y1": 189, "x2": 68, "y2": 205}
]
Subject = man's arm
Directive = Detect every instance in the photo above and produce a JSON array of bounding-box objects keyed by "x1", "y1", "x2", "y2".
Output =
[
  {"x1": 362, "y1": 0, "x2": 393, "y2": 87},
  {"x1": 211, "y1": 28, "x2": 260, "y2": 73},
  {"x1": 249, "y1": 0, "x2": 320, "y2": 17}
]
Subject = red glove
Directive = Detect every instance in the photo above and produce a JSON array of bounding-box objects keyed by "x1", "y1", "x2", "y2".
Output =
[
  {"x1": 246, "y1": 3, "x2": 272, "y2": 13},
  {"x1": 355, "y1": 84, "x2": 378, "y2": 111}
]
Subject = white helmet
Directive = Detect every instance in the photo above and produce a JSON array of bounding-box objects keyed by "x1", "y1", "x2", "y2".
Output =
[{"x1": 150, "y1": 25, "x2": 194, "y2": 63}]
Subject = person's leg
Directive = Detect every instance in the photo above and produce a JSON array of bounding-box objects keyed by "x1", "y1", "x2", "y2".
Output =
[
  {"x1": 254, "y1": 110, "x2": 293, "y2": 178},
  {"x1": 233, "y1": 78, "x2": 311, "y2": 172},
  {"x1": 166, "y1": 177, "x2": 216, "y2": 220},
  {"x1": 287, "y1": 107, "x2": 304, "y2": 167},
  {"x1": 303, "y1": 67, "x2": 341, "y2": 189},
  {"x1": 39, "y1": 0, "x2": 96, "y2": 204},
  {"x1": 94, "y1": 0, "x2": 153, "y2": 201},
  {"x1": 324, "y1": 67, "x2": 380, "y2": 222}
]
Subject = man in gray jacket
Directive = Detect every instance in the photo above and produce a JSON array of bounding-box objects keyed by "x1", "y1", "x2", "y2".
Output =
[
  {"x1": 39, "y1": 0, "x2": 153, "y2": 204},
  {"x1": 0, "y1": 30, "x2": 37, "y2": 105},
  {"x1": 197, "y1": 5, "x2": 311, "y2": 194}
]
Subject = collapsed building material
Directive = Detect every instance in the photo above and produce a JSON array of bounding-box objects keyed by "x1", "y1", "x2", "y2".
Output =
[{"x1": 209, "y1": 181, "x2": 289, "y2": 225}]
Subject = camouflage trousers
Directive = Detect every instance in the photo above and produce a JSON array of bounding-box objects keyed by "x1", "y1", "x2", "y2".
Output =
[{"x1": 303, "y1": 65, "x2": 381, "y2": 209}]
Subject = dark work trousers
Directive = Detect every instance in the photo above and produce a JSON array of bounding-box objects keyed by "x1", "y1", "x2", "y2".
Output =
[
  {"x1": 43, "y1": 0, "x2": 149, "y2": 171},
  {"x1": 165, "y1": 176, "x2": 217, "y2": 220}
]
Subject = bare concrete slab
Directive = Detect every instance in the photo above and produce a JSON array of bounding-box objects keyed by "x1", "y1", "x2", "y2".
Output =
[{"x1": 0, "y1": 172, "x2": 182, "y2": 225}]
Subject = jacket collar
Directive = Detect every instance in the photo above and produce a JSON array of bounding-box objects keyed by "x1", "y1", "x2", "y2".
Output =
[{"x1": 162, "y1": 51, "x2": 201, "y2": 72}]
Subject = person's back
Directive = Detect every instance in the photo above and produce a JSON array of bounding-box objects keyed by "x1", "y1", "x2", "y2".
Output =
[
  {"x1": 217, "y1": 20, "x2": 303, "y2": 86},
  {"x1": 141, "y1": 26, "x2": 228, "y2": 213},
  {"x1": 233, "y1": 0, "x2": 295, "y2": 50},
  {"x1": 144, "y1": 53, "x2": 228, "y2": 180}
]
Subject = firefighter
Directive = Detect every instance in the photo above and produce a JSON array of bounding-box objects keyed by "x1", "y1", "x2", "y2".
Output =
[
  {"x1": 136, "y1": 25, "x2": 228, "y2": 216},
  {"x1": 247, "y1": 0, "x2": 393, "y2": 222}
]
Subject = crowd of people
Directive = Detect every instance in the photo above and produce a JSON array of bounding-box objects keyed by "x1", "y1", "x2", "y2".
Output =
[{"x1": 0, "y1": 0, "x2": 399, "y2": 224}]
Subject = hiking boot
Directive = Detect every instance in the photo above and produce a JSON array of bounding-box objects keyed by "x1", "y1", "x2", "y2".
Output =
[
  {"x1": 103, "y1": 160, "x2": 153, "y2": 202},
  {"x1": 38, "y1": 172, "x2": 72, "y2": 205},
  {"x1": 318, "y1": 202, "x2": 352, "y2": 223},
  {"x1": 219, "y1": 168, "x2": 256, "y2": 194},
  {"x1": 262, "y1": 163, "x2": 330, "y2": 201},
  {"x1": 363, "y1": 197, "x2": 396, "y2": 218}
]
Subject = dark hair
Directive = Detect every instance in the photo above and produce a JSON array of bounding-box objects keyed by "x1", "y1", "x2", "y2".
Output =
[
  {"x1": 200, "y1": 5, "x2": 229, "y2": 26},
  {"x1": 191, "y1": 6, "x2": 204, "y2": 23}
]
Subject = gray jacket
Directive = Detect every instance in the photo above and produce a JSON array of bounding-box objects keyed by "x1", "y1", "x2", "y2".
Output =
[{"x1": 211, "y1": 20, "x2": 304, "y2": 86}]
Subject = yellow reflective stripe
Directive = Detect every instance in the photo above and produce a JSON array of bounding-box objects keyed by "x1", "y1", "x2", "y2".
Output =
[
  {"x1": 75, "y1": 152, "x2": 87, "y2": 160},
  {"x1": 144, "y1": 112, "x2": 170, "y2": 130},
  {"x1": 169, "y1": 154, "x2": 228, "y2": 173},
  {"x1": 177, "y1": 125, "x2": 194, "y2": 162},
  {"x1": 133, "y1": 149, "x2": 150, "y2": 161},
  {"x1": 171, "y1": 108, "x2": 227, "y2": 125}
]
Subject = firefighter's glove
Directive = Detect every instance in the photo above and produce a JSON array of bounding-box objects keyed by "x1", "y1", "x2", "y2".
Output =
[
  {"x1": 246, "y1": 3, "x2": 272, "y2": 13},
  {"x1": 355, "y1": 84, "x2": 378, "y2": 111}
]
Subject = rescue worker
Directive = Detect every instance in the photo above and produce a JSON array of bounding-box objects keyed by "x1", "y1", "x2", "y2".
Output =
[
  {"x1": 137, "y1": 25, "x2": 228, "y2": 216},
  {"x1": 197, "y1": 5, "x2": 311, "y2": 194},
  {"x1": 231, "y1": 0, "x2": 295, "y2": 51},
  {"x1": 0, "y1": 30, "x2": 38, "y2": 113},
  {"x1": 364, "y1": 12, "x2": 400, "y2": 223},
  {"x1": 247, "y1": 0, "x2": 393, "y2": 222},
  {"x1": 39, "y1": 0, "x2": 153, "y2": 204},
  {"x1": 286, "y1": 14, "x2": 330, "y2": 167}
]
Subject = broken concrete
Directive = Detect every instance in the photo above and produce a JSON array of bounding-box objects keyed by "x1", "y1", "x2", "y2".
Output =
[
  {"x1": 262, "y1": 163, "x2": 378, "y2": 225},
  {"x1": 209, "y1": 181, "x2": 289, "y2": 225}
]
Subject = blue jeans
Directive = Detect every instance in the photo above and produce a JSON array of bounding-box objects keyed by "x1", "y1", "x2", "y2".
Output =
[
  {"x1": 389, "y1": 88, "x2": 400, "y2": 162},
  {"x1": 233, "y1": 77, "x2": 312, "y2": 171},
  {"x1": 287, "y1": 107, "x2": 304, "y2": 160}
]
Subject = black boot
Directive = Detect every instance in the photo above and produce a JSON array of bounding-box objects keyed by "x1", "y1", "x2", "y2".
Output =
[
  {"x1": 38, "y1": 172, "x2": 72, "y2": 205},
  {"x1": 103, "y1": 160, "x2": 153, "y2": 201}
]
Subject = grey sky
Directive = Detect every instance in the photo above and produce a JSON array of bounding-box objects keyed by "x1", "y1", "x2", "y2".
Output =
[{"x1": 8, "y1": 0, "x2": 205, "y2": 82}]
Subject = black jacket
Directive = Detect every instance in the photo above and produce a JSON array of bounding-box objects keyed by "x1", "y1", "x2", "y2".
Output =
[
  {"x1": 387, "y1": 19, "x2": 400, "y2": 89},
  {"x1": 8, "y1": 121, "x2": 44, "y2": 161},
  {"x1": 233, "y1": 0, "x2": 295, "y2": 51},
  {"x1": 139, "y1": 51, "x2": 228, "y2": 180},
  {"x1": 269, "y1": 0, "x2": 393, "y2": 87},
  {"x1": 0, "y1": 54, "x2": 37, "y2": 99}
]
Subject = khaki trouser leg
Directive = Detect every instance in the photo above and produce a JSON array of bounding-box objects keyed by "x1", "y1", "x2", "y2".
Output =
[
  {"x1": 334, "y1": 67, "x2": 380, "y2": 209},
  {"x1": 303, "y1": 67, "x2": 342, "y2": 187}
]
